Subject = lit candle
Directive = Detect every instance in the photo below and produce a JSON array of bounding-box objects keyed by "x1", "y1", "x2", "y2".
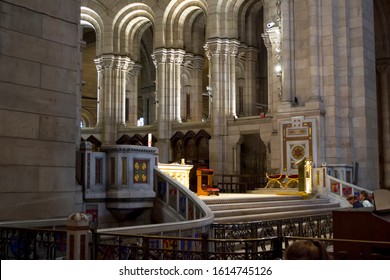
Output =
[{"x1": 148, "y1": 133, "x2": 152, "y2": 147}]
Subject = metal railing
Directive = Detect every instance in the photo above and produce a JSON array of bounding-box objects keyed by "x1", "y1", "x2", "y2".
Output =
[
  {"x1": 91, "y1": 232, "x2": 281, "y2": 260},
  {"x1": 90, "y1": 214, "x2": 333, "y2": 260},
  {"x1": 0, "y1": 226, "x2": 67, "y2": 260}
]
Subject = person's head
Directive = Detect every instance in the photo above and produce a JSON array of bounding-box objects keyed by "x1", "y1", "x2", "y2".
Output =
[
  {"x1": 346, "y1": 195, "x2": 357, "y2": 205},
  {"x1": 360, "y1": 190, "x2": 369, "y2": 201},
  {"x1": 284, "y1": 240, "x2": 331, "y2": 260}
]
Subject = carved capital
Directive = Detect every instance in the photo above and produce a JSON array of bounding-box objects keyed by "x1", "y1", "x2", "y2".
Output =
[
  {"x1": 152, "y1": 49, "x2": 168, "y2": 68},
  {"x1": 94, "y1": 54, "x2": 115, "y2": 71}
]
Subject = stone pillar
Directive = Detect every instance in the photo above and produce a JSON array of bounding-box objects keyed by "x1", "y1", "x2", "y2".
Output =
[
  {"x1": 204, "y1": 39, "x2": 239, "y2": 174},
  {"x1": 128, "y1": 64, "x2": 141, "y2": 126},
  {"x1": 205, "y1": 39, "x2": 224, "y2": 174},
  {"x1": 94, "y1": 55, "x2": 134, "y2": 144},
  {"x1": 67, "y1": 213, "x2": 90, "y2": 260},
  {"x1": 192, "y1": 56, "x2": 205, "y2": 122},
  {"x1": 377, "y1": 62, "x2": 390, "y2": 187},
  {"x1": 280, "y1": 0, "x2": 294, "y2": 105},
  {"x1": 348, "y1": 0, "x2": 378, "y2": 189},
  {"x1": 245, "y1": 47, "x2": 259, "y2": 116},
  {"x1": 152, "y1": 49, "x2": 171, "y2": 162},
  {"x1": 308, "y1": 0, "x2": 321, "y2": 101},
  {"x1": 205, "y1": 39, "x2": 239, "y2": 133},
  {"x1": 94, "y1": 55, "x2": 115, "y2": 144},
  {"x1": 228, "y1": 41, "x2": 239, "y2": 119},
  {"x1": 118, "y1": 57, "x2": 134, "y2": 126},
  {"x1": 95, "y1": 60, "x2": 103, "y2": 127},
  {"x1": 262, "y1": 0, "x2": 284, "y2": 110},
  {"x1": 174, "y1": 50, "x2": 185, "y2": 123}
]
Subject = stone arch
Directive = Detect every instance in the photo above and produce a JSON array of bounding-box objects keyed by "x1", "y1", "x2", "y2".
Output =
[
  {"x1": 80, "y1": 6, "x2": 105, "y2": 56},
  {"x1": 81, "y1": 108, "x2": 96, "y2": 128},
  {"x1": 80, "y1": 7, "x2": 102, "y2": 129},
  {"x1": 111, "y1": 3, "x2": 156, "y2": 58},
  {"x1": 161, "y1": 0, "x2": 208, "y2": 48},
  {"x1": 206, "y1": 0, "x2": 264, "y2": 40},
  {"x1": 237, "y1": 1, "x2": 264, "y2": 45}
]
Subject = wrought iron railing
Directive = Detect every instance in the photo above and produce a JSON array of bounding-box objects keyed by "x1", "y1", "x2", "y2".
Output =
[
  {"x1": 5, "y1": 214, "x2": 389, "y2": 260},
  {"x1": 0, "y1": 226, "x2": 67, "y2": 260},
  {"x1": 90, "y1": 214, "x2": 332, "y2": 260},
  {"x1": 91, "y1": 232, "x2": 281, "y2": 260}
]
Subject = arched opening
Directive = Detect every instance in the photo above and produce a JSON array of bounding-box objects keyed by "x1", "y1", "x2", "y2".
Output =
[{"x1": 81, "y1": 26, "x2": 98, "y2": 127}]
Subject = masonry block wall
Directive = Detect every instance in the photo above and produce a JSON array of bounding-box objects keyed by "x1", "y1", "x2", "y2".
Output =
[{"x1": 0, "y1": 0, "x2": 82, "y2": 220}]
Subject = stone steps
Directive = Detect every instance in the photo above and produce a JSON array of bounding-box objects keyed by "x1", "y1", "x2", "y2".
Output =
[{"x1": 200, "y1": 193, "x2": 340, "y2": 224}]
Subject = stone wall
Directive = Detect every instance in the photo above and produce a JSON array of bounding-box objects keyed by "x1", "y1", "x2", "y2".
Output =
[{"x1": 0, "y1": 0, "x2": 82, "y2": 221}]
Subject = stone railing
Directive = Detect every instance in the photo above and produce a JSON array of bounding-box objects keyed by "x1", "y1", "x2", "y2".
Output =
[{"x1": 325, "y1": 175, "x2": 373, "y2": 207}]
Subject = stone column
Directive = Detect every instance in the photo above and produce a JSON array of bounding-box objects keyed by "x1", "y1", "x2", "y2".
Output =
[
  {"x1": 280, "y1": 0, "x2": 294, "y2": 104},
  {"x1": 204, "y1": 39, "x2": 239, "y2": 174},
  {"x1": 308, "y1": 0, "x2": 321, "y2": 101},
  {"x1": 94, "y1": 60, "x2": 103, "y2": 127},
  {"x1": 67, "y1": 213, "x2": 90, "y2": 260},
  {"x1": 377, "y1": 62, "x2": 390, "y2": 187},
  {"x1": 245, "y1": 47, "x2": 259, "y2": 116},
  {"x1": 262, "y1": 0, "x2": 284, "y2": 110},
  {"x1": 94, "y1": 55, "x2": 134, "y2": 144},
  {"x1": 174, "y1": 50, "x2": 185, "y2": 123},
  {"x1": 118, "y1": 56, "x2": 134, "y2": 126},
  {"x1": 127, "y1": 63, "x2": 141, "y2": 126},
  {"x1": 205, "y1": 39, "x2": 223, "y2": 174},
  {"x1": 228, "y1": 41, "x2": 240, "y2": 119},
  {"x1": 95, "y1": 55, "x2": 115, "y2": 144},
  {"x1": 192, "y1": 56, "x2": 205, "y2": 122},
  {"x1": 152, "y1": 49, "x2": 170, "y2": 162}
]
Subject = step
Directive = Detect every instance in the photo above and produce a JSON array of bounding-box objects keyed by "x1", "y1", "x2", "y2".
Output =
[
  {"x1": 212, "y1": 202, "x2": 339, "y2": 218},
  {"x1": 207, "y1": 198, "x2": 331, "y2": 211},
  {"x1": 213, "y1": 206, "x2": 339, "y2": 224},
  {"x1": 198, "y1": 193, "x2": 341, "y2": 224},
  {"x1": 201, "y1": 194, "x2": 303, "y2": 205}
]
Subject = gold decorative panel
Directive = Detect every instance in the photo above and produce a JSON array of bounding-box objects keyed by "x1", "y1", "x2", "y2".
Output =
[{"x1": 133, "y1": 159, "x2": 149, "y2": 183}]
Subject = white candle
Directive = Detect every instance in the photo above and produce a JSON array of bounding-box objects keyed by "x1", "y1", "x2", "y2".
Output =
[{"x1": 148, "y1": 133, "x2": 152, "y2": 147}]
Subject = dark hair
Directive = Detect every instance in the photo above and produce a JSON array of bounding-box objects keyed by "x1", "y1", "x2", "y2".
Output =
[
  {"x1": 284, "y1": 240, "x2": 331, "y2": 260},
  {"x1": 360, "y1": 190, "x2": 372, "y2": 201}
]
